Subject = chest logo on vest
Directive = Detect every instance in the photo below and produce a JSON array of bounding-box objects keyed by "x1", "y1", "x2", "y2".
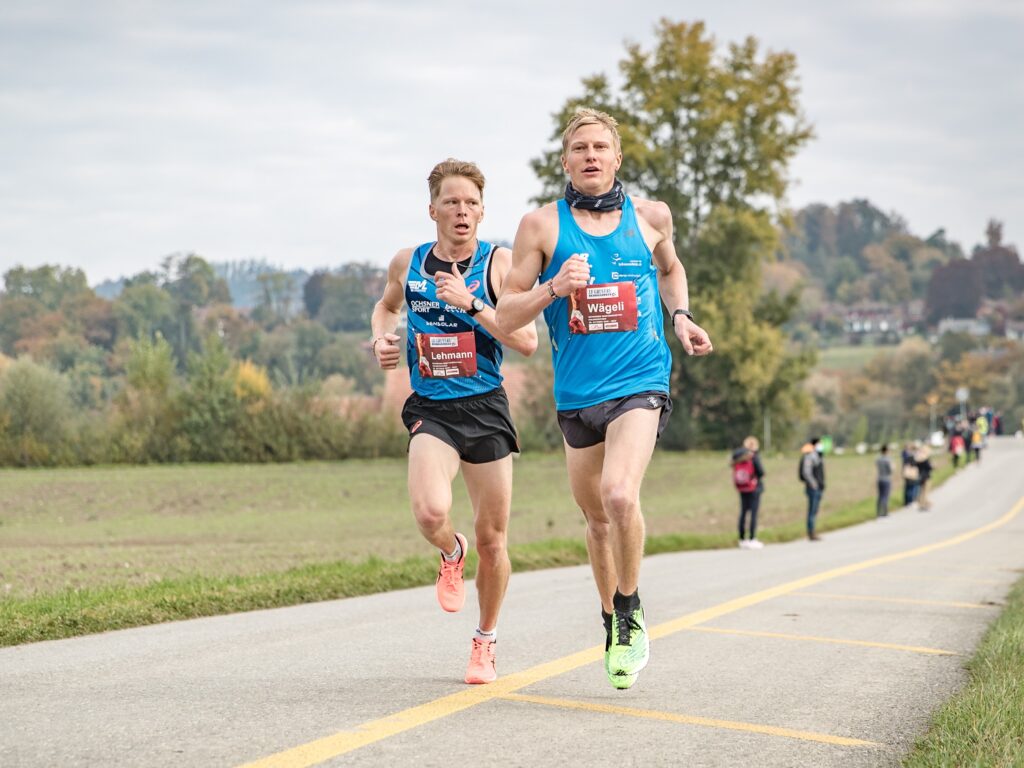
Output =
[
  {"x1": 409, "y1": 279, "x2": 428, "y2": 293},
  {"x1": 569, "y1": 282, "x2": 639, "y2": 334},
  {"x1": 415, "y1": 331, "x2": 478, "y2": 378}
]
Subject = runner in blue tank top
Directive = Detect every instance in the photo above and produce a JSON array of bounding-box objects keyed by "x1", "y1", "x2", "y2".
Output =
[
  {"x1": 371, "y1": 159, "x2": 538, "y2": 685},
  {"x1": 497, "y1": 109, "x2": 713, "y2": 690}
]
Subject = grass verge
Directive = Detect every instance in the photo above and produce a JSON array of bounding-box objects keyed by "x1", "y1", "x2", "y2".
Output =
[
  {"x1": 903, "y1": 574, "x2": 1024, "y2": 767},
  {"x1": 0, "y1": 463, "x2": 955, "y2": 647}
]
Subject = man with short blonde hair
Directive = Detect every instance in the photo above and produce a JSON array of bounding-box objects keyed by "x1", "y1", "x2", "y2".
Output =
[
  {"x1": 497, "y1": 107, "x2": 713, "y2": 689},
  {"x1": 427, "y1": 159, "x2": 486, "y2": 202},
  {"x1": 560, "y1": 108, "x2": 622, "y2": 154}
]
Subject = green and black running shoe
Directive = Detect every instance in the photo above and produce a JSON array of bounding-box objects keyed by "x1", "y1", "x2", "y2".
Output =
[
  {"x1": 607, "y1": 603, "x2": 649, "y2": 688},
  {"x1": 603, "y1": 610, "x2": 636, "y2": 689}
]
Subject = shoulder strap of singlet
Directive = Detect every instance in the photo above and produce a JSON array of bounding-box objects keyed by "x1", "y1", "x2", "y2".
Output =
[
  {"x1": 484, "y1": 243, "x2": 499, "y2": 305},
  {"x1": 405, "y1": 242, "x2": 428, "y2": 285}
]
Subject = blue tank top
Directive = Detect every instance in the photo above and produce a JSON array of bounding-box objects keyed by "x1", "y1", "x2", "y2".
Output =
[
  {"x1": 540, "y1": 197, "x2": 671, "y2": 410},
  {"x1": 405, "y1": 240, "x2": 502, "y2": 400}
]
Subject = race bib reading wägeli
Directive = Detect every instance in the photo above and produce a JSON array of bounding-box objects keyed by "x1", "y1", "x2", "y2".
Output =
[{"x1": 568, "y1": 282, "x2": 639, "y2": 334}]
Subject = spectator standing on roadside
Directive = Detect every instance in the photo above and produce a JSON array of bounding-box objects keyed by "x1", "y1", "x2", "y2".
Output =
[
  {"x1": 799, "y1": 437, "x2": 825, "y2": 541},
  {"x1": 915, "y1": 445, "x2": 934, "y2": 511},
  {"x1": 876, "y1": 444, "x2": 892, "y2": 518},
  {"x1": 948, "y1": 429, "x2": 966, "y2": 470},
  {"x1": 970, "y1": 429, "x2": 983, "y2": 463},
  {"x1": 732, "y1": 435, "x2": 765, "y2": 549},
  {"x1": 901, "y1": 442, "x2": 920, "y2": 505}
]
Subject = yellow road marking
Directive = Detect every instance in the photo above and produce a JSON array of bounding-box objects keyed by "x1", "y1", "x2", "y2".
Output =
[
  {"x1": 853, "y1": 573, "x2": 1003, "y2": 586},
  {"x1": 685, "y1": 626, "x2": 958, "y2": 655},
  {"x1": 500, "y1": 692, "x2": 880, "y2": 747},
  {"x1": 793, "y1": 592, "x2": 995, "y2": 610},
  {"x1": 238, "y1": 496, "x2": 1023, "y2": 768}
]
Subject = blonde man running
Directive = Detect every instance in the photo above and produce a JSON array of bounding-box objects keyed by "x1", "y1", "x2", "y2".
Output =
[{"x1": 497, "y1": 109, "x2": 713, "y2": 689}]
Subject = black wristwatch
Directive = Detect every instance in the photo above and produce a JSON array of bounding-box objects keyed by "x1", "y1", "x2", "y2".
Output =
[
  {"x1": 672, "y1": 308, "x2": 694, "y2": 323},
  {"x1": 467, "y1": 297, "x2": 485, "y2": 317}
]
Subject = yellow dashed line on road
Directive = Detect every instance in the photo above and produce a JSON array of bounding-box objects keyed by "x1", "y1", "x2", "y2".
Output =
[
  {"x1": 854, "y1": 573, "x2": 1003, "y2": 586},
  {"x1": 238, "y1": 496, "x2": 1023, "y2": 768},
  {"x1": 499, "y1": 692, "x2": 880, "y2": 747},
  {"x1": 793, "y1": 592, "x2": 996, "y2": 610},
  {"x1": 685, "y1": 626, "x2": 959, "y2": 655}
]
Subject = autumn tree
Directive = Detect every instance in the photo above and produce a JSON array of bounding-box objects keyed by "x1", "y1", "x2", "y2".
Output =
[
  {"x1": 972, "y1": 220, "x2": 1024, "y2": 299},
  {"x1": 926, "y1": 259, "x2": 983, "y2": 323}
]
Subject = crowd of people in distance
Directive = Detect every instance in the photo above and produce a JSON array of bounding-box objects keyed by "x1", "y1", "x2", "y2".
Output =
[{"x1": 729, "y1": 405, "x2": 1002, "y2": 549}]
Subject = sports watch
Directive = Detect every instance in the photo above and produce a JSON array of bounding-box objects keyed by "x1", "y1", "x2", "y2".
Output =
[
  {"x1": 672, "y1": 308, "x2": 694, "y2": 323},
  {"x1": 468, "y1": 297, "x2": 485, "y2": 317}
]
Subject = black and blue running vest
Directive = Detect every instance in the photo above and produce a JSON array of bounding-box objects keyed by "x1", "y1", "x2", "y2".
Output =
[{"x1": 405, "y1": 240, "x2": 503, "y2": 400}]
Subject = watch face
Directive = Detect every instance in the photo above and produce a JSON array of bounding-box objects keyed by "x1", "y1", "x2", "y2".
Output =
[{"x1": 472, "y1": 298, "x2": 485, "y2": 312}]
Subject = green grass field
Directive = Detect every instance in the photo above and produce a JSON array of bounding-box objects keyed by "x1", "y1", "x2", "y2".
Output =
[
  {"x1": 814, "y1": 343, "x2": 890, "y2": 373},
  {"x1": 904, "y1": 574, "x2": 1024, "y2": 767},
  {"x1": 0, "y1": 449, "x2": 949, "y2": 645}
]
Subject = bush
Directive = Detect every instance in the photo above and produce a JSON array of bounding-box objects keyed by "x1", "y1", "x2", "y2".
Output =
[{"x1": 0, "y1": 357, "x2": 74, "y2": 465}]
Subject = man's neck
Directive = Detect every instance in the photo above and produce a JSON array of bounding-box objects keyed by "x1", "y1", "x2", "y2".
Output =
[{"x1": 433, "y1": 239, "x2": 476, "y2": 262}]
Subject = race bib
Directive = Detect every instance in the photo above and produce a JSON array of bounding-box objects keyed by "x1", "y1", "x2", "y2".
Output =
[
  {"x1": 568, "y1": 282, "x2": 639, "y2": 334},
  {"x1": 415, "y1": 332, "x2": 477, "y2": 378}
]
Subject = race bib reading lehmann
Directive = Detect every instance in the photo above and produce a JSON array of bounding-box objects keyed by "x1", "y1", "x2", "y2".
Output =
[
  {"x1": 568, "y1": 282, "x2": 639, "y2": 334},
  {"x1": 415, "y1": 332, "x2": 477, "y2": 378}
]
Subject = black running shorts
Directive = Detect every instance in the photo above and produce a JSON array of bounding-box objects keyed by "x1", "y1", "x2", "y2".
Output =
[
  {"x1": 557, "y1": 391, "x2": 672, "y2": 449},
  {"x1": 401, "y1": 387, "x2": 519, "y2": 464}
]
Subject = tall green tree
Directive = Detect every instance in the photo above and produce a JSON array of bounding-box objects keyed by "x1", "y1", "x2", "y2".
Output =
[
  {"x1": 114, "y1": 335, "x2": 183, "y2": 462},
  {"x1": 3, "y1": 265, "x2": 89, "y2": 310},
  {"x1": 113, "y1": 283, "x2": 176, "y2": 341},
  {"x1": 160, "y1": 253, "x2": 232, "y2": 364},
  {"x1": 531, "y1": 19, "x2": 815, "y2": 447},
  {"x1": 252, "y1": 271, "x2": 297, "y2": 329},
  {"x1": 178, "y1": 334, "x2": 242, "y2": 461},
  {"x1": 315, "y1": 271, "x2": 379, "y2": 333}
]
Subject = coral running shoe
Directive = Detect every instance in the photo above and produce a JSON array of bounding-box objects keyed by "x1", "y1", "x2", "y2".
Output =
[
  {"x1": 436, "y1": 532, "x2": 467, "y2": 612},
  {"x1": 464, "y1": 637, "x2": 497, "y2": 684},
  {"x1": 607, "y1": 603, "x2": 649, "y2": 686}
]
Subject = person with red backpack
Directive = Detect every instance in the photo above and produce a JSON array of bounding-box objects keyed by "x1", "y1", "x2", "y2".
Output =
[
  {"x1": 732, "y1": 435, "x2": 765, "y2": 549},
  {"x1": 948, "y1": 430, "x2": 966, "y2": 469}
]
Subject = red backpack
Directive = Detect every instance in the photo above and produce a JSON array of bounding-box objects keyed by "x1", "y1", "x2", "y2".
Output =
[{"x1": 732, "y1": 458, "x2": 758, "y2": 493}]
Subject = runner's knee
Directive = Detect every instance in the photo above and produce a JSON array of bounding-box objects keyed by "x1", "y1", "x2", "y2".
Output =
[
  {"x1": 411, "y1": 499, "x2": 449, "y2": 532},
  {"x1": 601, "y1": 482, "x2": 639, "y2": 520},
  {"x1": 585, "y1": 515, "x2": 611, "y2": 543},
  {"x1": 475, "y1": 532, "x2": 507, "y2": 564}
]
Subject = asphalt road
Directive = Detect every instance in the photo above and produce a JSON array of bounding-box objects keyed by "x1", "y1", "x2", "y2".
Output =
[{"x1": 3, "y1": 438, "x2": 1023, "y2": 767}]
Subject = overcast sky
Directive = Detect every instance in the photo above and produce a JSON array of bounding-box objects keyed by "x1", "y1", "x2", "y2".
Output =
[{"x1": 1, "y1": 0, "x2": 1021, "y2": 285}]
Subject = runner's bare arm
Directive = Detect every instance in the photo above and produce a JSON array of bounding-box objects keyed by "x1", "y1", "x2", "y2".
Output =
[
  {"x1": 370, "y1": 248, "x2": 411, "y2": 369},
  {"x1": 638, "y1": 200, "x2": 713, "y2": 357},
  {"x1": 481, "y1": 247, "x2": 538, "y2": 355},
  {"x1": 496, "y1": 206, "x2": 590, "y2": 333},
  {"x1": 434, "y1": 248, "x2": 538, "y2": 356}
]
